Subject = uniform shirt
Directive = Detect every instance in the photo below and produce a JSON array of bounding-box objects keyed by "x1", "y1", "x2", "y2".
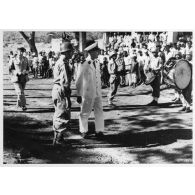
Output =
[
  {"x1": 53, "y1": 56, "x2": 71, "y2": 91},
  {"x1": 76, "y1": 59, "x2": 102, "y2": 99},
  {"x1": 108, "y1": 59, "x2": 117, "y2": 75},
  {"x1": 149, "y1": 56, "x2": 162, "y2": 70},
  {"x1": 10, "y1": 55, "x2": 29, "y2": 75}
]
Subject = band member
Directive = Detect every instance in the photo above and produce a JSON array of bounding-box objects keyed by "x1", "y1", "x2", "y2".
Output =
[
  {"x1": 52, "y1": 41, "x2": 73, "y2": 146},
  {"x1": 107, "y1": 51, "x2": 121, "y2": 105},
  {"x1": 180, "y1": 51, "x2": 192, "y2": 112},
  {"x1": 9, "y1": 47, "x2": 29, "y2": 111},
  {"x1": 76, "y1": 41, "x2": 104, "y2": 139},
  {"x1": 146, "y1": 48, "x2": 163, "y2": 105}
]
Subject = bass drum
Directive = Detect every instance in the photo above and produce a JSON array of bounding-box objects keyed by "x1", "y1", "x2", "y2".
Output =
[
  {"x1": 163, "y1": 59, "x2": 192, "y2": 90},
  {"x1": 174, "y1": 60, "x2": 192, "y2": 90}
]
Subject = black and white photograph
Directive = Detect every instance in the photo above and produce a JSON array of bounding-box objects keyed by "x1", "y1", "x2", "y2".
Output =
[{"x1": 2, "y1": 31, "x2": 193, "y2": 164}]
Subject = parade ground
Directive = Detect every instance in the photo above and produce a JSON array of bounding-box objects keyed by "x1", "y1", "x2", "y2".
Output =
[{"x1": 3, "y1": 65, "x2": 193, "y2": 164}]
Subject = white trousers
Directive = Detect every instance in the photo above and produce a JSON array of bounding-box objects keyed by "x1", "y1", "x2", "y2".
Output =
[
  {"x1": 79, "y1": 96, "x2": 104, "y2": 133},
  {"x1": 13, "y1": 82, "x2": 26, "y2": 107}
]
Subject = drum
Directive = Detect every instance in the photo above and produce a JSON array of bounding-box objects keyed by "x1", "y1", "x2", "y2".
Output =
[
  {"x1": 163, "y1": 59, "x2": 192, "y2": 90},
  {"x1": 145, "y1": 71, "x2": 156, "y2": 85}
]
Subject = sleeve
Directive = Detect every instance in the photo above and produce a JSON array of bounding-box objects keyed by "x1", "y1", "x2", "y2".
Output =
[
  {"x1": 8, "y1": 58, "x2": 15, "y2": 74},
  {"x1": 75, "y1": 62, "x2": 87, "y2": 96}
]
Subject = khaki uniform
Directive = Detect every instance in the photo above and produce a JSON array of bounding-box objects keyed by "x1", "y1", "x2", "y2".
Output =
[
  {"x1": 9, "y1": 56, "x2": 29, "y2": 108},
  {"x1": 107, "y1": 58, "x2": 121, "y2": 103},
  {"x1": 149, "y1": 56, "x2": 163, "y2": 99},
  {"x1": 52, "y1": 56, "x2": 72, "y2": 133}
]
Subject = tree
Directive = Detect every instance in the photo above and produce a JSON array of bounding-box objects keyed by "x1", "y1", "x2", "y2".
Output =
[{"x1": 19, "y1": 31, "x2": 38, "y2": 56}]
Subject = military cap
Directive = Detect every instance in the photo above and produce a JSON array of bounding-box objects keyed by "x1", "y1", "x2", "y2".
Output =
[
  {"x1": 17, "y1": 47, "x2": 26, "y2": 52},
  {"x1": 84, "y1": 41, "x2": 99, "y2": 52},
  {"x1": 60, "y1": 41, "x2": 73, "y2": 53},
  {"x1": 109, "y1": 50, "x2": 117, "y2": 58}
]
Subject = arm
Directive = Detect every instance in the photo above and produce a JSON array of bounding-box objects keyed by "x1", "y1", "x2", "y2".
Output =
[{"x1": 75, "y1": 62, "x2": 87, "y2": 96}]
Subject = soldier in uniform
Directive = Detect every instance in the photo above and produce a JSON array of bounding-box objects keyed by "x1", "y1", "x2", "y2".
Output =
[
  {"x1": 76, "y1": 41, "x2": 104, "y2": 139},
  {"x1": 107, "y1": 51, "x2": 121, "y2": 105},
  {"x1": 52, "y1": 41, "x2": 73, "y2": 146},
  {"x1": 9, "y1": 47, "x2": 29, "y2": 111},
  {"x1": 147, "y1": 48, "x2": 163, "y2": 105}
]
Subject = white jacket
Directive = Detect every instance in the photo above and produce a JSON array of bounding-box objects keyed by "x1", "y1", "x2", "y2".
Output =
[{"x1": 76, "y1": 59, "x2": 102, "y2": 99}]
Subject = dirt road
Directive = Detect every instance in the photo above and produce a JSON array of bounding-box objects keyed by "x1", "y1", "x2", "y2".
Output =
[{"x1": 3, "y1": 66, "x2": 193, "y2": 164}]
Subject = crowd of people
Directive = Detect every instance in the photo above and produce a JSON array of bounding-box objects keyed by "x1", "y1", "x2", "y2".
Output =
[
  {"x1": 98, "y1": 32, "x2": 193, "y2": 88},
  {"x1": 8, "y1": 50, "x2": 60, "y2": 79},
  {"x1": 7, "y1": 31, "x2": 193, "y2": 146}
]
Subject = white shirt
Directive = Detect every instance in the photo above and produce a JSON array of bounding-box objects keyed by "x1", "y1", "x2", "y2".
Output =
[{"x1": 76, "y1": 59, "x2": 102, "y2": 99}]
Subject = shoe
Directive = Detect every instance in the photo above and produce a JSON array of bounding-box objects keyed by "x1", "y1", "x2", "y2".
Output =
[
  {"x1": 174, "y1": 99, "x2": 182, "y2": 104},
  {"x1": 81, "y1": 132, "x2": 91, "y2": 139},
  {"x1": 95, "y1": 131, "x2": 105, "y2": 140},
  {"x1": 185, "y1": 107, "x2": 191, "y2": 113},
  {"x1": 180, "y1": 107, "x2": 186, "y2": 111},
  {"x1": 147, "y1": 100, "x2": 158, "y2": 106},
  {"x1": 53, "y1": 131, "x2": 69, "y2": 147},
  {"x1": 22, "y1": 106, "x2": 27, "y2": 111},
  {"x1": 108, "y1": 101, "x2": 114, "y2": 106},
  {"x1": 172, "y1": 97, "x2": 177, "y2": 102}
]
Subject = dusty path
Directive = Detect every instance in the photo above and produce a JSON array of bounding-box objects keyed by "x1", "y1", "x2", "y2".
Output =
[{"x1": 3, "y1": 65, "x2": 193, "y2": 164}]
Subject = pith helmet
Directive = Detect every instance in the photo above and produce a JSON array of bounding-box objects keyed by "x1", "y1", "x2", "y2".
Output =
[{"x1": 60, "y1": 41, "x2": 73, "y2": 53}]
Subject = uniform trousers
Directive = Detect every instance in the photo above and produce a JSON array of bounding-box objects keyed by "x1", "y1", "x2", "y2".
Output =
[
  {"x1": 180, "y1": 79, "x2": 192, "y2": 108},
  {"x1": 52, "y1": 84, "x2": 71, "y2": 133},
  {"x1": 150, "y1": 74, "x2": 161, "y2": 98},
  {"x1": 79, "y1": 96, "x2": 104, "y2": 133},
  {"x1": 108, "y1": 75, "x2": 120, "y2": 102},
  {"x1": 13, "y1": 82, "x2": 26, "y2": 107}
]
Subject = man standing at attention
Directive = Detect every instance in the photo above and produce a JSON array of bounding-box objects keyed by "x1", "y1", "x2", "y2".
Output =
[
  {"x1": 76, "y1": 41, "x2": 104, "y2": 139},
  {"x1": 52, "y1": 41, "x2": 73, "y2": 146},
  {"x1": 9, "y1": 47, "x2": 29, "y2": 111}
]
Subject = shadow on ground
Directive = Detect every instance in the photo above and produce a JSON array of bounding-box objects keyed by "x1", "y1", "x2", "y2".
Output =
[{"x1": 3, "y1": 105, "x2": 192, "y2": 164}]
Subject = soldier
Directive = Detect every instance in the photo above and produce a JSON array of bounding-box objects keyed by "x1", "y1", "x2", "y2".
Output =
[
  {"x1": 52, "y1": 41, "x2": 73, "y2": 146},
  {"x1": 76, "y1": 41, "x2": 104, "y2": 139},
  {"x1": 147, "y1": 48, "x2": 163, "y2": 105},
  {"x1": 107, "y1": 51, "x2": 121, "y2": 105},
  {"x1": 9, "y1": 47, "x2": 29, "y2": 111}
]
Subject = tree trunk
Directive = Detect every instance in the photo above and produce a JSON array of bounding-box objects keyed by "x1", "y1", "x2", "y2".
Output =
[{"x1": 19, "y1": 31, "x2": 38, "y2": 56}]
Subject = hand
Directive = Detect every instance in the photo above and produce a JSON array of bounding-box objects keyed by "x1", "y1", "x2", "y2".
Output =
[{"x1": 77, "y1": 96, "x2": 82, "y2": 104}]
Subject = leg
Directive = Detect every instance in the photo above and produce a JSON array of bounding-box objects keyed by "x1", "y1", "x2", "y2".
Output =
[
  {"x1": 52, "y1": 85, "x2": 71, "y2": 145},
  {"x1": 79, "y1": 98, "x2": 93, "y2": 133},
  {"x1": 151, "y1": 75, "x2": 161, "y2": 102},
  {"x1": 93, "y1": 97, "x2": 104, "y2": 132},
  {"x1": 13, "y1": 82, "x2": 26, "y2": 108},
  {"x1": 108, "y1": 76, "x2": 120, "y2": 103}
]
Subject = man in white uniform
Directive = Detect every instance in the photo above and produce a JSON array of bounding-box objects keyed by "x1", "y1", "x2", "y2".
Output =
[{"x1": 76, "y1": 41, "x2": 104, "y2": 139}]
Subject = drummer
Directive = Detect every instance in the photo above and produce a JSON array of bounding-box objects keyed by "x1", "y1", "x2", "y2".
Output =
[
  {"x1": 147, "y1": 47, "x2": 163, "y2": 106},
  {"x1": 179, "y1": 50, "x2": 192, "y2": 113}
]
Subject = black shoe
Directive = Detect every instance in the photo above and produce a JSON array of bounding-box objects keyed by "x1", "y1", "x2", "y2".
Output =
[
  {"x1": 147, "y1": 100, "x2": 158, "y2": 106},
  {"x1": 185, "y1": 107, "x2": 191, "y2": 113},
  {"x1": 180, "y1": 107, "x2": 186, "y2": 112},
  {"x1": 174, "y1": 99, "x2": 182, "y2": 104},
  {"x1": 22, "y1": 106, "x2": 27, "y2": 111},
  {"x1": 53, "y1": 132, "x2": 69, "y2": 147},
  {"x1": 95, "y1": 132, "x2": 105, "y2": 140},
  {"x1": 81, "y1": 132, "x2": 91, "y2": 139}
]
